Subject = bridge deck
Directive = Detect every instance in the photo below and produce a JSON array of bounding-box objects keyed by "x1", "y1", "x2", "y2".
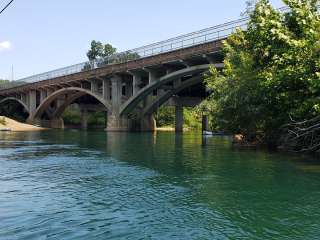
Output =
[
  {"x1": 1, "y1": 4, "x2": 317, "y2": 96},
  {"x1": 0, "y1": 40, "x2": 223, "y2": 95}
]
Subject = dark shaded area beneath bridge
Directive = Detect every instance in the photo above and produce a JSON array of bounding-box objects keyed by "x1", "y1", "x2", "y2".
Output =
[{"x1": 0, "y1": 101, "x2": 29, "y2": 123}]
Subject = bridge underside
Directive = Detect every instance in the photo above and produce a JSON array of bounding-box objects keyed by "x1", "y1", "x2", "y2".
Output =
[{"x1": 0, "y1": 41, "x2": 223, "y2": 132}]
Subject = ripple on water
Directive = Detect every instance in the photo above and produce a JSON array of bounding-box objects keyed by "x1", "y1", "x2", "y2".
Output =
[{"x1": 0, "y1": 132, "x2": 320, "y2": 239}]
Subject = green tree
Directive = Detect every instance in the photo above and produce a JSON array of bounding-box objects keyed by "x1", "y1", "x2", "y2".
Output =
[
  {"x1": 86, "y1": 41, "x2": 117, "y2": 61},
  {"x1": 103, "y1": 43, "x2": 117, "y2": 58},
  {"x1": 202, "y1": 0, "x2": 320, "y2": 147},
  {"x1": 155, "y1": 106, "x2": 175, "y2": 127},
  {"x1": 0, "y1": 79, "x2": 26, "y2": 89},
  {"x1": 87, "y1": 40, "x2": 104, "y2": 61}
]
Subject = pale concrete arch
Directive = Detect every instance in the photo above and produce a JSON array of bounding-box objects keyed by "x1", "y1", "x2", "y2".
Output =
[
  {"x1": 120, "y1": 64, "x2": 221, "y2": 116},
  {"x1": 142, "y1": 75, "x2": 203, "y2": 116},
  {"x1": 52, "y1": 92, "x2": 87, "y2": 119},
  {"x1": 0, "y1": 97, "x2": 30, "y2": 114},
  {"x1": 30, "y1": 87, "x2": 112, "y2": 120}
]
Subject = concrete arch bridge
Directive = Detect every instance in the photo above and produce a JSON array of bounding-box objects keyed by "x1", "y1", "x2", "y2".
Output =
[{"x1": 0, "y1": 22, "x2": 230, "y2": 131}]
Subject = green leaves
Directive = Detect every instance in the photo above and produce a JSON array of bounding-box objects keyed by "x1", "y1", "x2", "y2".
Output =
[
  {"x1": 203, "y1": 0, "x2": 320, "y2": 145},
  {"x1": 87, "y1": 40, "x2": 117, "y2": 61}
]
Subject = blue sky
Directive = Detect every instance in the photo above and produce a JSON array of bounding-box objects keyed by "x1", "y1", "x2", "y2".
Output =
[{"x1": 0, "y1": 0, "x2": 283, "y2": 80}]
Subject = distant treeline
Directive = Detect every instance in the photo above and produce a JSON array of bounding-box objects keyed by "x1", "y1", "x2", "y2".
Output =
[{"x1": 0, "y1": 79, "x2": 26, "y2": 89}]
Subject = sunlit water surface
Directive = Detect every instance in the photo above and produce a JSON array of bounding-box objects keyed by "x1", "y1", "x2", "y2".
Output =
[{"x1": 0, "y1": 131, "x2": 319, "y2": 240}]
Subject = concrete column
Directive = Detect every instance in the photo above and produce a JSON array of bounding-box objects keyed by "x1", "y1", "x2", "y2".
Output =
[
  {"x1": 31, "y1": 118, "x2": 64, "y2": 129},
  {"x1": 102, "y1": 79, "x2": 111, "y2": 101},
  {"x1": 142, "y1": 71, "x2": 156, "y2": 129},
  {"x1": 148, "y1": 70, "x2": 157, "y2": 84},
  {"x1": 175, "y1": 104, "x2": 184, "y2": 132},
  {"x1": 126, "y1": 80, "x2": 133, "y2": 98},
  {"x1": 106, "y1": 113, "x2": 130, "y2": 132},
  {"x1": 111, "y1": 76, "x2": 122, "y2": 115},
  {"x1": 143, "y1": 69, "x2": 158, "y2": 106},
  {"x1": 141, "y1": 114, "x2": 156, "y2": 132},
  {"x1": 105, "y1": 75, "x2": 131, "y2": 132},
  {"x1": 202, "y1": 115, "x2": 209, "y2": 133},
  {"x1": 29, "y1": 90, "x2": 37, "y2": 114},
  {"x1": 52, "y1": 118, "x2": 65, "y2": 129},
  {"x1": 91, "y1": 79, "x2": 99, "y2": 94},
  {"x1": 40, "y1": 90, "x2": 47, "y2": 103},
  {"x1": 81, "y1": 109, "x2": 88, "y2": 130},
  {"x1": 21, "y1": 93, "x2": 27, "y2": 106},
  {"x1": 131, "y1": 73, "x2": 142, "y2": 96}
]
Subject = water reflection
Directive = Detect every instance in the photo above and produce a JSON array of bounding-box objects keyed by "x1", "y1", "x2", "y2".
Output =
[{"x1": 0, "y1": 130, "x2": 319, "y2": 239}]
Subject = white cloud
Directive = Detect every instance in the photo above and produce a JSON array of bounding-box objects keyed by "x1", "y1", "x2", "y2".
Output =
[{"x1": 0, "y1": 41, "x2": 12, "y2": 51}]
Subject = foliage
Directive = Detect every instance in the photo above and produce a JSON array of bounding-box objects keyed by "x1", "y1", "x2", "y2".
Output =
[
  {"x1": 62, "y1": 108, "x2": 81, "y2": 125},
  {"x1": 155, "y1": 106, "x2": 201, "y2": 130},
  {"x1": 88, "y1": 112, "x2": 106, "y2": 126},
  {"x1": 241, "y1": 0, "x2": 258, "y2": 17},
  {"x1": 87, "y1": 41, "x2": 117, "y2": 61},
  {"x1": 62, "y1": 107, "x2": 106, "y2": 127},
  {"x1": 113, "y1": 51, "x2": 140, "y2": 63},
  {"x1": 82, "y1": 62, "x2": 92, "y2": 71},
  {"x1": 183, "y1": 108, "x2": 202, "y2": 130},
  {"x1": 84, "y1": 41, "x2": 140, "y2": 71},
  {"x1": 201, "y1": 0, "x2": 320, "y2": 146},
  {"x1": 155, "y1": 106, "x2": 175, "y2": 127},
  {"x1": 0, "y1": 79, "x2": 26, "y2": 89}
]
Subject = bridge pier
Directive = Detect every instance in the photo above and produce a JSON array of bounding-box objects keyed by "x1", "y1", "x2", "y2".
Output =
[
  {"x1": 105, "y1": 76, "x2": 130, "y2": 131},
  {"x1": 140, "y1": 114, "x2": 156, "y2": 132},
  {"x1": 202, "y1": 115, "x2": 209, "y2": 132},
  {"x1": 27, "y1": 117, "x2": 64, "y2": 129},
  {"x1": 91, "y1": 79, "x2": 100, "y2": 94},
  {"x1": 175, "y1": 104, "x2": 184, "y2": 132},
  {"x1": 131, "y1": 73, "x2": 142, "y2": 96},
  {"x1": 105, "y1": 114, "x2": 130, "y2": 132},
  {"x1": 80, "y1": 108, "x2": 88, "y2": 130},
  {"x1": 48, "y1": 118, "x2": 65, "y2": 129},
  {"x1": 28, "y1": 90, "x2": 37, "y2": 113},
  {"x1": 102, "y1": 78, "x2": 111, "y2": 101},
  {"x1": 40, "y1": 90, "x2": 47, "y2": 102}
]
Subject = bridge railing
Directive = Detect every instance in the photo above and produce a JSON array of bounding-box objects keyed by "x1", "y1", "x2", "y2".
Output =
[
  {"x1": 4, "y1": 5, "x2": 319, "y2": 90},
  {"x1": 15, "y1": 19, "x2": 248, "y2": 85}
]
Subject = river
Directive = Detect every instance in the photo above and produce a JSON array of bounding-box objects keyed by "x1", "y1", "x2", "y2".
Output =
[{"x1": 0, "y1": 131, "x2": 319, "y2": 239}]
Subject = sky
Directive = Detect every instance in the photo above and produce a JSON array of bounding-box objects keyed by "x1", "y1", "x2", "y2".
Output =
[{"x1": 0, "y1": 0, "x2": 283, "y2": 80}]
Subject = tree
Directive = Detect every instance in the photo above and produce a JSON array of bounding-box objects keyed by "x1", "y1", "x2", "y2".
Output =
[
  {"x1": 202, "y1": 0, "x2": 320, "y2": 149},
  {"x1": 241, "y1": 0, "x2": 258, "y2": 17},
  {"x1": 86, "y1": 41, "x2": 117, "y2": 61},
  {"x1": 103, "y1": 43, "x2": 117, "y2": 58},
  {"x1": 0, "y1": 79, "x2": 26, "y2": 89},
  {"x1": 87, "y1": 40, "x2": 104, "y2": 61}
]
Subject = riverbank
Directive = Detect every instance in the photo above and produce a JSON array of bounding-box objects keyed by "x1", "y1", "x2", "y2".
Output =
[
  {"x1": 156, "y1": 126, "x2": 175, "y2": 132},
  {"x1": 0, "y1": 116, "x2": 46, "y2": 132}
]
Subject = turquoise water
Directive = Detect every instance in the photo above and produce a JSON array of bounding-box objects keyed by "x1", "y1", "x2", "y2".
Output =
[{"x1": 0, "y1": 131, "x2": 319, "y2": 239}]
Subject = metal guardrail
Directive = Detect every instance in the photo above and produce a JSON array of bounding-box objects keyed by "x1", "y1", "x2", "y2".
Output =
[
  {"x1": 1, "y1": 5, "x2": 319, "y2": 90},
  {"x1": 14, "y1": 19, "x2": 247, "y2": 85}
]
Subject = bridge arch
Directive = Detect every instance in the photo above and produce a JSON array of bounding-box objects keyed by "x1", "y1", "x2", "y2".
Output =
[
  {"x1": 51, "y1": 92, "x2": 87, "y2": 119},
  {"x1": 30, "y1": 87, "x2": 112, "y2": 120},
  {"x1": 142, "y1": 75, "x2": 203, "y2": 116},
  {"x1": 0, "y1": 97, "x2": 30, "y2": 115},
  {"x1": 120, "y1": 64, "x2": 221, "y2": 116}
]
